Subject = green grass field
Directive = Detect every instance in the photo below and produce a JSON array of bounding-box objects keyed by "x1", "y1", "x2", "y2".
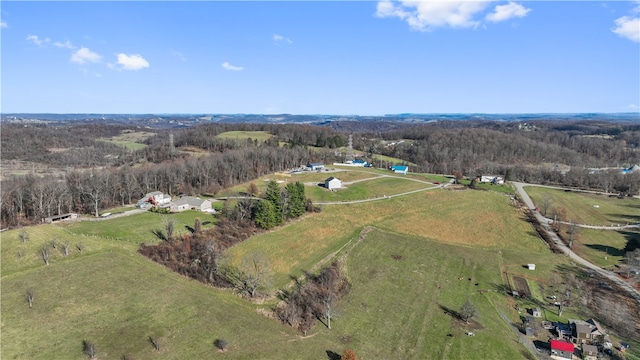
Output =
[
  {"x1": 59, "y1": 211, "x2": 216, "y2": 244},
  {"x1": 306, "y1": 176, "x2": 432, "y2": 203},
  {"x1": 525, "y1": 187, "x2": 640, "y2": 225},
  {"x1": 4, "y1": 172, "x2": 634, "y2": 359},
  {"x1": 216, "y1": 130, "x2": 274, "y2": 142}
]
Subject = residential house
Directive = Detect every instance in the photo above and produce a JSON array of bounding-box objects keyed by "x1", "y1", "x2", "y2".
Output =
[
  {"x1": 570, "y1": 319, "x2": 607, "y2": 345},
  {"x1": 138, "y1": 191, "x2": 171, "y2": 208},
  {"x1": 582, "y1": 344, "x2": 598, "y2": 360},
  {"x1": 170, "y1": 196, "x2": 213, "y2": 213},
  {"x1": 307, "y1": 162, "x2": 325, "y2": 171},
  {"x1": 390, "y1": 165, "x2": 408, "y2": 174},
  {"x1": 325, "y1": 177, "x2": 342, "y2": 191},
  {"x1": 550, "y1": 339, "x2": 574, "y2": 360}
]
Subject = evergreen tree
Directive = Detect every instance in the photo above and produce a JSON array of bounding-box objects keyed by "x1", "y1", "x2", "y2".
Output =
[
  {"x1": 264, "y1": 180, "x2": 283, "y2": 225},
  {"x1": 285, "y1": 182, "x2": 306, "y2": 219},
  {"x1": 254, "y1": 200, "x2": 277, "y2": 230}
]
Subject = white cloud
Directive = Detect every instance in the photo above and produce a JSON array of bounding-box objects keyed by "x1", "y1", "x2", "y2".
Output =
[
  {"x1": 116, "y1": 53, "x2": 150, "y2": 70},
  {"x1": 375, "y1": 0, "x2": 491, "y2": 31},
  {"x1": 486, "y1": 2, "x2": 531, "y2": 22},
  {"x1": 53, "y1": 40, "x2": 76, "y2": 49},
  {"x1": 1, "y1": 20, "x2": 7, "y2": 28},
  {"x1": 629, "y1": 103, "x2": 639, "y2": 109},
  {"x1": 273, "y1": 34, "x2": 293, "y2": 44},
  {"x1": 612, "y1": 16, "x2": 640, "y2": 42},
  {"x1": 222, "y1": 61, "x2": 244, "y2": 71},
  {"x1": 26, "y1": 35, "x2": 50, "y2": 47},
  {"x1": 71, "y1": 47, "x2": 102, "y2": 64}
]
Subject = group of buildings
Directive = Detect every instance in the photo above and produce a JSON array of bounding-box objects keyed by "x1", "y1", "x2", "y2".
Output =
[
  {"x1": 137, "y1": 191, "x2": 214, "y2": 213},
  {"x1": 546, "y1": 318, "x2": 614, "y2": 360}
]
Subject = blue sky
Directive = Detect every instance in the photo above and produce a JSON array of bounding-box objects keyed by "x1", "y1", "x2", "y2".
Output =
[{"x1": 1, "y1": 1, "x2": 639, "y2": 115}]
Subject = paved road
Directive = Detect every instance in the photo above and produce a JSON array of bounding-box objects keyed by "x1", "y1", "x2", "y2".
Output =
[{"x1": 513, "y1": 182, "x2": 640, "y2": 304}]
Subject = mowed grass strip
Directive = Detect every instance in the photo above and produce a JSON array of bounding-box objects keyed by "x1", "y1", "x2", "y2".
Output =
[
  {"x1": 333, "y1": 228, "x2": 527, "y2": 359},
  {"x1": 525, "y1": 187, "x2": 640, "y2": 225},
  {"x1": 216, "y1": 130, "x2": 274, "y2": 142},
  {"x1": 61, "y1": 211, "x2": 217, "y2": 244}
]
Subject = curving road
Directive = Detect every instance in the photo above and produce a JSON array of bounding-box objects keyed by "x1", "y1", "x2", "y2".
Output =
[{"x1": 513, "y1": 182, "x2": 640, "y2": 304}]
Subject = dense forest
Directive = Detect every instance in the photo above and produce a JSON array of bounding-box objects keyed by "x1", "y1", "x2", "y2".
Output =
[{"x1": 1, "y1": 119, "x2": 639, "y2": 228}]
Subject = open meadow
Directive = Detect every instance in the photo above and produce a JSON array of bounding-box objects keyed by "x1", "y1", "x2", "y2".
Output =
[
  {"x1": 4, "y1": 178, "x2": 633, "y2": 359},
  {"x1": 525, "y1": 187, "x2": 640, "y2": 226},
  {"x1": 216, "y1": 130, "x2": 274, "y2": 142},
  {"x1": 524, "y1": 186, "x2": 640, "y2": 268}
]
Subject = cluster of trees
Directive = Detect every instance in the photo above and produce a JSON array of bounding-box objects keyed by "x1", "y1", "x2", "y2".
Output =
[
  {"x1": 139, "y1": 182, "x2": 316, "y2": 293},
  {"x1": 254, "y1": 181, "x2": 307, "y2": 230},
  {"x1": 275, "y1": 261, "x2": 351, "y2": 335}
]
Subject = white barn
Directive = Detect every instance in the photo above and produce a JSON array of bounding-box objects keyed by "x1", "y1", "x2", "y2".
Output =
[{"x1": 325, "y1": 177, "x2": 342, "y2": 191}]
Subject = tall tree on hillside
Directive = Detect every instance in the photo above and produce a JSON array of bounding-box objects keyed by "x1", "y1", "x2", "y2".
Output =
[{"x1": 264, "y1": 180, "x2": 283, "y2": 225}]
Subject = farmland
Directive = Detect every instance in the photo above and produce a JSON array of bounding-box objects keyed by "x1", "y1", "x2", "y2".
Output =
[
  {"x1": 2, "y1": 173, "x2": 639, "y2": 359},
  {"x1": 216, "y1": 130, "x2": 274, "y2": 142}
]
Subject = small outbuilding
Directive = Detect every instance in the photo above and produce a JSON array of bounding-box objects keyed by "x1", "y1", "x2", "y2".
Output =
[
  {"x1": 390, "y1": 165, "x2": 408, "y2": 174},
  {"x1": 324, "y1": 177, "x2": 342, "y2": 191},
  {"x1": 527, "y1": 264, "x2": 536, "y2": 270},
  {"x1": 529, "y1": 307, "x2": 542, "y2": 318},
  {"x1": 307, "y1": 162, "x2": 325, "y2": 171}
]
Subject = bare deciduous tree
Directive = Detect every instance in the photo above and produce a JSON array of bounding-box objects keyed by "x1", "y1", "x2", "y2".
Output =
[
  {"x1": 459, "y1": 299, "x2": 477, "y2": 324},
  {"x1": 149, "y1": 336, "x2": 160, "y2": 351},
  {"x1": 82, "y1": 340, "x2": 97, "y2": 359},
  {"x1": 61, "y1": 242, "x2": 70, "y2": 256},
  {"x1": 19, "y1": 229, "x2": 29, "y2": 243},
  {"x1": 163, "y1": 216, "x2": 176, "y2": 241},
  {"x1": 40, "y1": 245, "x2": 51, "y2": 265},
  {"x1": 26, "y1": 288, "x2": 35, "y2": 308},
  {"x1": 225, "y1": 251, "x2": 272, "y2": 298}
]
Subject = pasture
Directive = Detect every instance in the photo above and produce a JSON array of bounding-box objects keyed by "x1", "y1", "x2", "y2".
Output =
[
  {"x1": 525, "y1": 187, "x2": 640, "y2": 226},
  {"x1": 98, "y1": 130, "x2": 155, "y2": 150},
  {"x1": 306, "y1": 176, "x2": 433, "y2": 203},
  {"x1": 1, "y1": 175, "x2": 592, "y2": 360},
  {"x1": 227, "y1": 188, "x2": 548, "y2": 289},
  {"x1": 216, "y1": 130, "x2": 274, "y2": 142},
  {"x1": 60, "y1": 210, "x2": 217, "y2": 244}
]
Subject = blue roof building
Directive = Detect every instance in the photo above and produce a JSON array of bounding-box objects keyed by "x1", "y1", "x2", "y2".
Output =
[{"x1": 390, "y1": 165, "x2": 408, "y2": 174}]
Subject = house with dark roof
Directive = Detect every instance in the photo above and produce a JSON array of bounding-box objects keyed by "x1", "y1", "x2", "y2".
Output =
[
  {"x1": 307, "y1": 162, "x2": 325, "y2": 171},
  {"x1": 324, "y1": 177, "x2": 342, "y2": 191},
  {"x1": 550, "y1": 339, "x2": 574, "y2": 360}
]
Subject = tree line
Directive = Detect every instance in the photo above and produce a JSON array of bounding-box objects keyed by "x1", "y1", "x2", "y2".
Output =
[{"x1": 1, "y1": 145, "x2": 337, "y2": 227}]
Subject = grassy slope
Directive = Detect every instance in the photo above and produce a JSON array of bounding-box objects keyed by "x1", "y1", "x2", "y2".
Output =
[
  {"x1": 525, "y1": 187, "x2": 640, "y2": 267},
  {"x1": 336, "y1": 229, "x2": 526, "y2": 359},
  {"x1": 2, "y1": 183, "x2": 571, "y2": 359},
  {"x1": 59, "y1": 211, "x2": 217, "y2": 244}
]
